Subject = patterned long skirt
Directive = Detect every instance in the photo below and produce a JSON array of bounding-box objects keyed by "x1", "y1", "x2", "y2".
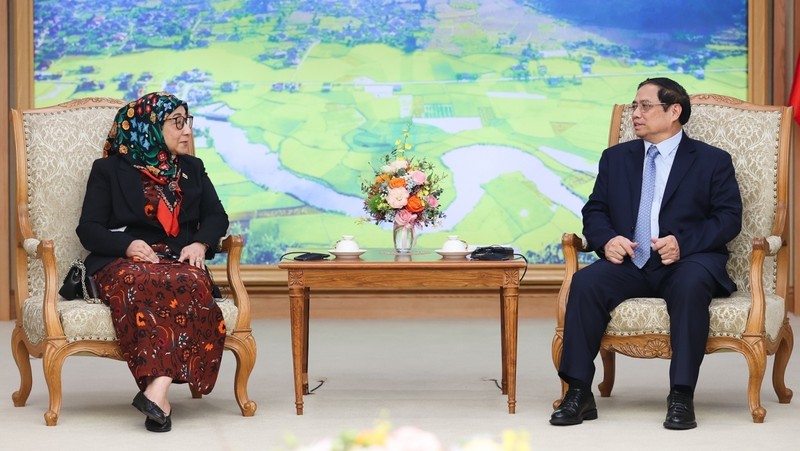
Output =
[{"x1": 93, "y1": 258, "x2": 226, "y2": 395}]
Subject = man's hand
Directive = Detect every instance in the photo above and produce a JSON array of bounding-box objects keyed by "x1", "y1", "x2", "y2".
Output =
[
  {"x1": 603, "y1": 235, "x2": 637, "y2": 264},
  {"x1": 652, "y1": 235, "x2": 680, "y2": 265},
  {"x1": 179, "y1": 242, "x2": 208, "y2": 269}
]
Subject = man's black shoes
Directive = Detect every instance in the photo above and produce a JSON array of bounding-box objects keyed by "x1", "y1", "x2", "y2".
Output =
[
  {"x1": 664, "y1": 389, "x2": 697, "y2": 430},
  {"x1": 550, "y1": 387, "x2": 598, "y2": 426}
]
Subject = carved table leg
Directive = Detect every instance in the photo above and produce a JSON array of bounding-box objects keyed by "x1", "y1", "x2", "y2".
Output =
[
  {"x1": 302, "y1": 286, "x2": 310, "y2": 395},
  {"x1": 502, "y1": 269, "x2": 520, "y2": 414},
  {"x1": 500, "y1": 287, "x2": 507, "y2": 395},
  {"x1": 288, "y1": 270, "x2": 306, "y2": 415}
]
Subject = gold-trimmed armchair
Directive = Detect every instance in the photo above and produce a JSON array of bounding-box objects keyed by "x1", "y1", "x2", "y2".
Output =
[
  {"x1": 10, "y1": 97, "x2": 257, "y2": 425},
  {"x1": 552, "y1": 94, "x2": 794, "y2": 422}
]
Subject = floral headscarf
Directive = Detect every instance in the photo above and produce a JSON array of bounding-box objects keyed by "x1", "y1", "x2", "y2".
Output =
[{"x1": 104, "y1": 92, "x2": 188, "y2": 236}]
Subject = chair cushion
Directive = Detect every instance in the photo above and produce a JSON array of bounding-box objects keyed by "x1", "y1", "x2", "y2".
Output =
[
  {"x1": 22, "y1": 297, "x2": 240, "y2": 345},
  {"x1": 606, "y1": 291, "x2": 784, "y2": 341}
]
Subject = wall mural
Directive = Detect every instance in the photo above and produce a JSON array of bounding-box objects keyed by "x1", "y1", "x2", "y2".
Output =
[{"x1": 34, "y1": 0, "x2": 748, "y2": 264}]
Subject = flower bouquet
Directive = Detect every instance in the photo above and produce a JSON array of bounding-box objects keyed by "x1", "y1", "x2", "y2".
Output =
[{"x1": 361, "y1": 125, "x2": 445, "y2": 252}]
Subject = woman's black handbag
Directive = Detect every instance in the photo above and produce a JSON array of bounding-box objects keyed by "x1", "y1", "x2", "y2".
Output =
[{"x1": 59, "y1": 258, "x2": 102, "y2": 303}]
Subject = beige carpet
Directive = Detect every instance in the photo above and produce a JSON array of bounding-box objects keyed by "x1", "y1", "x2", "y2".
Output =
[{"x1": 1, "y1": 317, "x2": 798, "y2": 450}]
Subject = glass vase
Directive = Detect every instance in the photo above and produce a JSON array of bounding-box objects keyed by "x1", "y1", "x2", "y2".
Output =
[{"x1": 392, "y1": 221, "x2": 416, "y2": 254}]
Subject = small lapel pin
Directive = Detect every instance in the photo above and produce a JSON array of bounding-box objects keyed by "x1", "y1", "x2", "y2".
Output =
[{"x1": 182, "y1": 173, "x2": 188, "y2": 179}]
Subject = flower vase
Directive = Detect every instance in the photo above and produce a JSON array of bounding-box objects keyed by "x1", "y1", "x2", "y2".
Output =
[{"x1": 392, "y1": 221, "x2": 416, "y2": 253}]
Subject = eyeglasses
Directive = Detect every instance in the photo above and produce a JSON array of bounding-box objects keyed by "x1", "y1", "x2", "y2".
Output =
[
  {"x1": 165, "y1": 115, "x2": 193, "y2": 130},
  {"x1": 627, "y1": 102, "x2": 669, "y2": 113}
]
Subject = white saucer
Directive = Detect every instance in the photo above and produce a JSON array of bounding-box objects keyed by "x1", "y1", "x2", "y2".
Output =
[
  {"x1": 328, "y1": 249, "x2": 366, "y2": 259},
  {"x1": 435, "y1": 249, "x2": 471, "y2": 259}
]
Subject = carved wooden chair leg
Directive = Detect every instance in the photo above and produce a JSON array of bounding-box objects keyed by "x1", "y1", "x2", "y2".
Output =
[
  {"x1": 551, "y1": 334, "x2": 567, "y2": 409},
  {"x1": 189, "y1": 385, "x2": 203, "y2": 399},
  {"x1": 10, "y1": 327, "x2": 33, "y2": 407},
  {"x1": 743, "y1": 346, "x2": 767, "y2": 423},
  {"x1": 772, "y1": 323, "x2": 794, "y2": 403},
  {"x1": 598, "y1": 348, "x2": 616, "y2": 397},
  {"x1": 43, "y1": 350, "x2": 67, "y2": 426},
  {"x1": 552, "y1": 379, "x2": 569, "y2": 410},
  {"x1": 229, "y1": 336, "x2": 258, "y2": 417},
  {"x1": 551, "y1": 334, "x2": 563, "y2": 375}
]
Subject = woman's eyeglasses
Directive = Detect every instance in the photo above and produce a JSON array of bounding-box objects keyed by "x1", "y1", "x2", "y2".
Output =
[
  {"x1": 627, "y1": 102, "x2": 669, "y2": 113},
  {"x1": 166, "y1": 115, "x2": 193, "y2": 130}
]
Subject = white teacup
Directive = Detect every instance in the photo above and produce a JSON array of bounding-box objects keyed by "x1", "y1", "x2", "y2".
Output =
[
  {"x1": 441, "y1": 235, "x2": 468, "y2": 252},
  {"x1": 334, "y1": 235, "x2": 360, "y2": 252}
]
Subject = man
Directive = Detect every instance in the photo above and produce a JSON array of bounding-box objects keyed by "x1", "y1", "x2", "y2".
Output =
[{"x1": 550, "y1": 78, "x2": 742, "y2": 430}]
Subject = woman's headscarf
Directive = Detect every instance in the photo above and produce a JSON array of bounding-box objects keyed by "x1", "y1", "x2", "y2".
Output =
[{"x1": 104, "y1": 92, "x2": 188, "y2": 236}]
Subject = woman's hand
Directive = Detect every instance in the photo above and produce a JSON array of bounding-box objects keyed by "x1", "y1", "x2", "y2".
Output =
[
  {"x1": 126, "y1": 240, "x2": 159, "y2": 263},
  {"x1": 179, "y1": 242, "x2": 208, "y2": 269}
]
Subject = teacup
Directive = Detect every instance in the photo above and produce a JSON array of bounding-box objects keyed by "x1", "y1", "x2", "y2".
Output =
[
  {"x1": 334, "y1": 235, "x2": 360, "y2": 252},
  {"x1": 441, "y1": 235, "x2": 468, "y2": 252}
]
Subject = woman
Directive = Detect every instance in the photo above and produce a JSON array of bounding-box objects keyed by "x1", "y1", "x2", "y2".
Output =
[{"x1": 77, "y1": 92, "x2": 229, "y2": 432}]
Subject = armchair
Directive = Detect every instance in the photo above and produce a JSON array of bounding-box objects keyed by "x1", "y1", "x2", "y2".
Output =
[
  {"x1": 552, "y1": 94, "x2": 794, "y2": 422},
  {"x1": 10, "y1": 97, "x2": 257, "y2": 425}
]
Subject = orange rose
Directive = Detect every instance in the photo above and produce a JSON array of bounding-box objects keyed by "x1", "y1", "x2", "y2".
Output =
[
  {"x1": 406, "y1": 195, "x2": 424, "y2": 213},
  {"x1": 374, "y1": 173, "x2": 391, "y2": 184},
  {"x1": 388, "y1": 177, "x2": 407, "y2": 188}
]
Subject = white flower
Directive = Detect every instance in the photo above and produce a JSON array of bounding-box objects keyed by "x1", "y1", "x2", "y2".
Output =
[
  {"x1": 298, "y1": 438, "x2": 333, "y2": 451},
  {"x1": 386, "y1": 187, "x2": 410, "y2": 208},
  {"x1": 385, "y1": 426, "x2": 443, "y2": 451},
  {"x1": 382, "y1": 159, "x2": 409, "y2": 174}
]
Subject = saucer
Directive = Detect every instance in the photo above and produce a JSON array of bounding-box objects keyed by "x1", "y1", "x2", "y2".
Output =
[
  {"x1": 328, "y1": 249, "x2": 366, "y2": 259},
  {"x1": 435, "y1": 249, "x2": 471, "y2": 260}
]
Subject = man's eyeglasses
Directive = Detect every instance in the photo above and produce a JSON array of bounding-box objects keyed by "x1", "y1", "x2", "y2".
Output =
[
  {"x1": 165, "y1": 115, "x2": 193, "y2": 130},
  {"x1": 627, "y1": 102, "x2": 669, "y2": 113}
]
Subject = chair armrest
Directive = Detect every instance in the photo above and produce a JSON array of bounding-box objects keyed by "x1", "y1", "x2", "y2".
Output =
[
  {"x1": 764, "y1": 235, "x2": 782, "y2": 257},
  {"x1": 26, "y1": 239, "x2": 67, "y2": 339},
  {"x1": 23, "y1": 238, "x2": 41, "y2": 257},
  {"x1": 219, "y1": 235, "x2": 252, "y2": 332},
  {"x1": 555, "y1": 233, "x2": 587, "y2": 329},
  {"x1": 743, "y1": 236, "x2": 784, "y2": 336}
]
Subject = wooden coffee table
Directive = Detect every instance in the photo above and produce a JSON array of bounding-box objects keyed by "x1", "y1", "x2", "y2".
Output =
[{"x1": 278, "y1": 249, "x2": 527, "y2": 414}]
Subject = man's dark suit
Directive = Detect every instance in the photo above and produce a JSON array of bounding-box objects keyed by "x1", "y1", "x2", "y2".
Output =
[
  {"x1": 76, "y1": 154, "x2": 229, "y2": 276},
  {"x1": 559, "y1": 132, "x2": 742, "y2": 389}
]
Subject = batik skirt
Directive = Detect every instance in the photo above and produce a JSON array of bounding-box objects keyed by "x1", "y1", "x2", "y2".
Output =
[{"x1": 93, "y1": 257, "x2": 226, "y2": 395}]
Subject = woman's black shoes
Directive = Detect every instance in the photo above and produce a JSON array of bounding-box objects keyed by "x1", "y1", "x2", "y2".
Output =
[
  {"x1": 133, "y1": 391, "x2": 173, "y2": 432},
  {"x1": 132, "y1": 391, "x2": 167, "y2": 425},
  {"x1": 145, "y1": 414, "x2": 172, "y2": 432}
]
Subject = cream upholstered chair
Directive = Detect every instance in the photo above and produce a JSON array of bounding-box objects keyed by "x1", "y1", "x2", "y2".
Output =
[
  {"x1": 10, "y1": 97, "x2": 257, "y2": 425},
  {"x1": 552, "y1": 94, "x2": 794, "y2": 423}
]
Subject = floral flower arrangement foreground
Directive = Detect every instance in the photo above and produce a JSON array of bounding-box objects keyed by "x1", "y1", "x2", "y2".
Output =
[
  {"x1": 361, "y1": 125, "x2": 446, "y2": 230},
  {"x1": 291, "y1": 420, "x2": 532, "y2": 451}
]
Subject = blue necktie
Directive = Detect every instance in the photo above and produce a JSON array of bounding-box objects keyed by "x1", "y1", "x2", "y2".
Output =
[{"x1": 633, "y1": 145, "x2": 659, "y2": 268}]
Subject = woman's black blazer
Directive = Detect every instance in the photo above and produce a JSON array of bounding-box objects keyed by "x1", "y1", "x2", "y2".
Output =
[{"x1": 76, "y1": 154, "x2": 229, "y2": 275}]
